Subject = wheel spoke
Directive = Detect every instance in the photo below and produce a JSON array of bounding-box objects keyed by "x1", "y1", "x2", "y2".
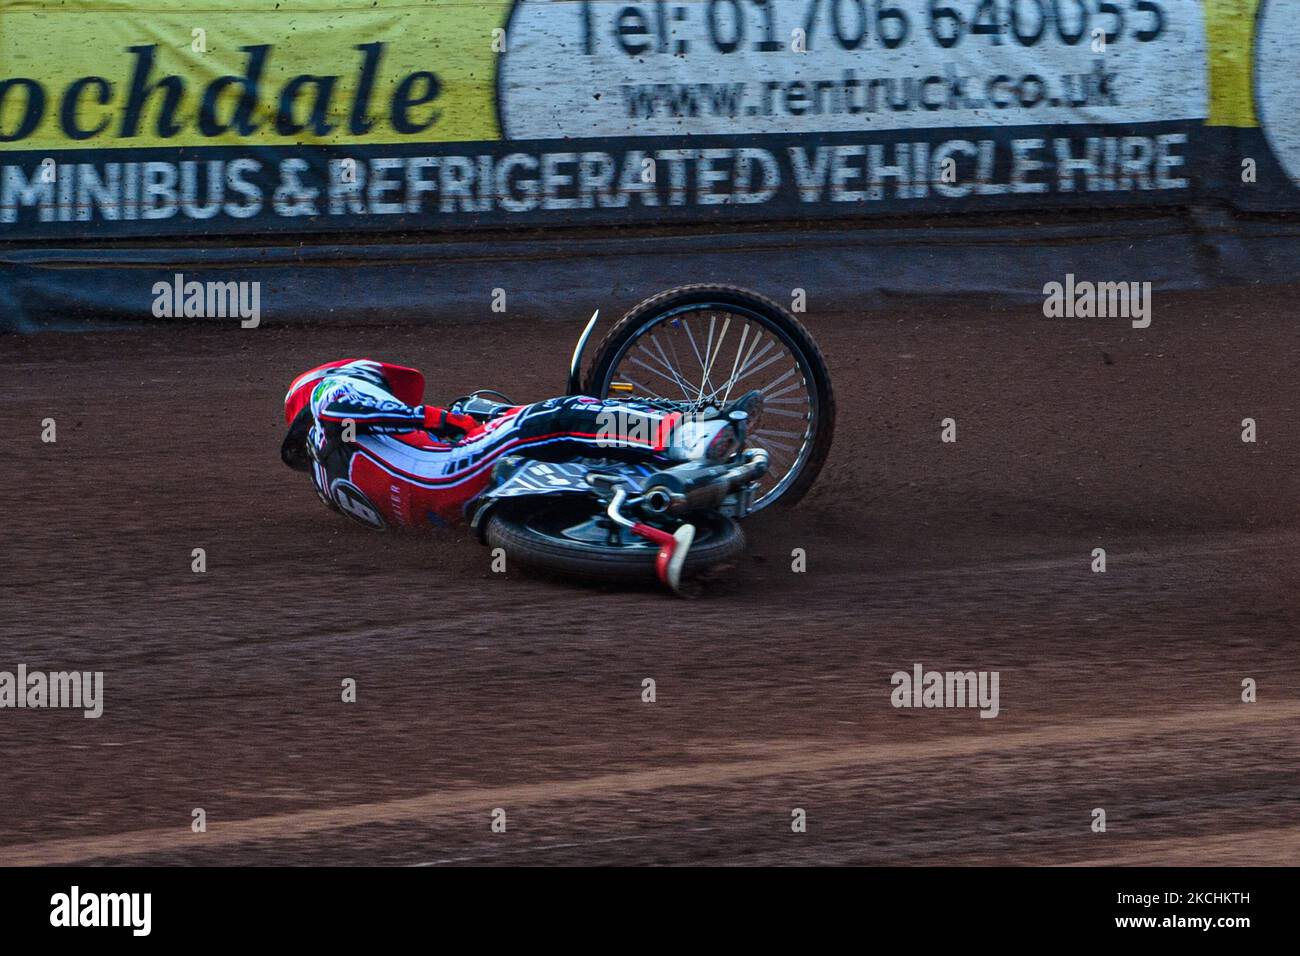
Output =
[
  {"x1": 752, "y1": 432, "x2": 798, "y2": 452},
  {"x1": 710, "y1": 352, "x2": 786, "y2": 399},
  {"x1": 628, "y1": 354, "x2": 691, "y2": 395},
  {"x1": 757, "y1": 366, "x2": 798, "y2": 394},
  {"x1": 623, "y1": 376, "x2": 664, "y2": 399},
  {"x1": 753, "y1": 438, "x2": 793, "y2": 461},
  {"x1": 681, "y1": 320, "x2": 709, "y2": 380},
  {"x1": 705, "y1": 337, "x2": 777, "y2": 403},
  {"x1": 717, "y1": 335, "x2": 774, "y2": 400},
  {"x1": 603, "y1": 304, "x2": 819, "y2": 510},
  {"x1": 699, "y1": 315, "x2": 731, "y2": 403},
  {"x1": 700, "y1": 314, "x2": 717, "y2": 399},
  {"x1": 763, "y1": 379, "x2": 804, "y2": 402},
  {"x1": 664, "y1": 333, "x2": 698, "y2": 402},
  {"x1": 648, "y1": 334, "x2": 696, "y2": 401},
  {"x1": 718, "y1": 324, "x2": 755, "y2": 407}
]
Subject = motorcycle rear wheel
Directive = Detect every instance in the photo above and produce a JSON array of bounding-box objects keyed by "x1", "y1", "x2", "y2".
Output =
[{"x1": 484, "y1": 505, "x2": 745, "y2": 584}]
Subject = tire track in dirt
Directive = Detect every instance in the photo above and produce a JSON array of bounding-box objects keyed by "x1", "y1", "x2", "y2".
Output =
[{"x1": 5, "y1": 702, "x2": 1295, "y2": 866}]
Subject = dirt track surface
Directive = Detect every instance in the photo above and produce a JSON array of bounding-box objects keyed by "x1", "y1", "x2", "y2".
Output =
[{"x1": 3, "y1": 286, "x2": 1299, "y2": 866}]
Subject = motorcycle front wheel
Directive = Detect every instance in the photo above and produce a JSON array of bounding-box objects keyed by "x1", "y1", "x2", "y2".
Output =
[{"x1": 583, "y1": 285, "x2": 835, "y2": 512}]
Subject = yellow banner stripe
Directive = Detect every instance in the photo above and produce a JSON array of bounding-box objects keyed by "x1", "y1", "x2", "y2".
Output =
[{"x1": 0, "y1": 0, "x2": 511, "y2": 149}]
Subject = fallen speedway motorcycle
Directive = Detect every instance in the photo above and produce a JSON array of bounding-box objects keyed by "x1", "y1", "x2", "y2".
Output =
[{"x1": 286, "y1": 286, "x2": 834, "y2": 594}]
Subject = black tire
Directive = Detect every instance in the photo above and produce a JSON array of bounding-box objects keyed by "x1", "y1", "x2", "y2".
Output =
[
  {"x1": 583, "y1": 284, "x2": 835, "y2": 511},
  {"x1": 485, "y1": 506, "x2": 745, "y2": 585}
]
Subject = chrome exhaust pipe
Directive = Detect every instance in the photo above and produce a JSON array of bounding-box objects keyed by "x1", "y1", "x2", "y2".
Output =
[
  {"x1": 641, "y1": 449, "x2": 769, "y2": 517},
  {"x1": 643, "y1": 488, "x2": 678, "y2": 514}
]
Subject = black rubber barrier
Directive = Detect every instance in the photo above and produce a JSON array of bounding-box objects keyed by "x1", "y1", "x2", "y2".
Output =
[{"x1": 4, "y1": 209, "x2": 1299, "y2": 332}]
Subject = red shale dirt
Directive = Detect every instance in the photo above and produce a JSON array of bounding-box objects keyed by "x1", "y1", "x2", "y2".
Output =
[{"x1": 2, "y1": 285, "x2": 1298, "y2": 865}]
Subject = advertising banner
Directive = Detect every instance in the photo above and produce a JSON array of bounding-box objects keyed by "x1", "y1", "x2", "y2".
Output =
[{"x1": 0, "y1": 0, "x2": 1295, "y2": 240}]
